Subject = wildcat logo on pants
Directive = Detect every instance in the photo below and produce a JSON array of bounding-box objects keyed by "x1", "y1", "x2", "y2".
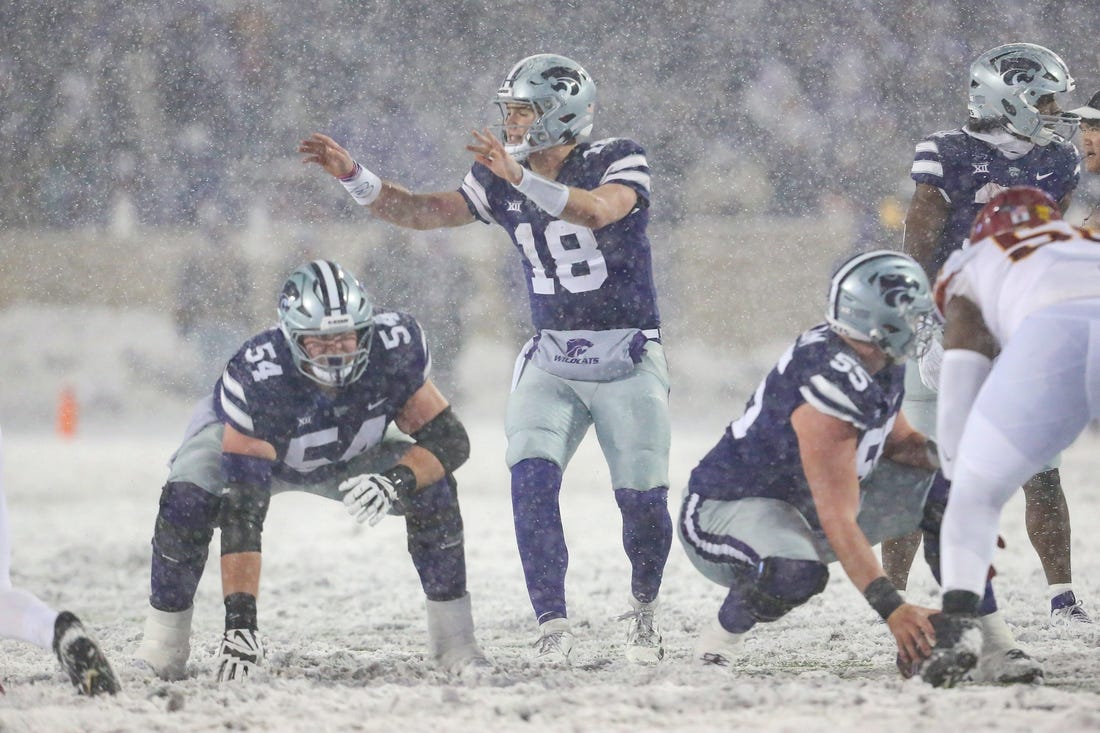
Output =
[{"x1": 564, "y1": 339, "x2": 595, "y2": 359}]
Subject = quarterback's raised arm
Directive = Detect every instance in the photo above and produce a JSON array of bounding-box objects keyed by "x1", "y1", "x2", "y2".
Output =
[
  {"x1": 467, "y1": 127, "x2": 637, "y2": 230},
  {"x1": 298, "y1": 132, "x2": 475, "y2": 230}
]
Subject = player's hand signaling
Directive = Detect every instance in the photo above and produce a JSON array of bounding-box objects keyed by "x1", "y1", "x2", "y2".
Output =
[
  {"x1": 467, "y1": 128, "x2": 523, "y2": 185},
  {"x1": 887, "y1": 602, "x2": 937, "y2": 668},
  {"x1": 298, "y1": 133, "x2": 357, "y2": 179},
  {"x1": 339, "y1": 473, "x2": 399, "y2": 526}
]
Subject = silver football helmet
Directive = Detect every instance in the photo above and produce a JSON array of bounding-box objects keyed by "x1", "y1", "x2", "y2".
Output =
[
  {"x1": 277, "y1": 260, "x2": 374, "y2": 387},
  {"x1": 968, "y1": 43, "x2": 1078, "y2": 146},
  {"x1": 826, "y1": 251, "x2": 935, "y2": 364},
  {"x1": 494, "y1": 53, "x2": 596, "y2": 160}
]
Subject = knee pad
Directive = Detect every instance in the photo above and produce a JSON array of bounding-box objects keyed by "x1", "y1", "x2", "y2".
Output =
[
  {"x1": 152, "y1": 483, "x2": 219, "y2": 559},
  {"x1": 405, "y1": 478, "x2": 467, "y2": 601},
  {"x1": 404, "y1": 476, "x2": 465, "y2": 549},
  {"x1": 151, "y1": 482, "x2": 220, "y2": 611},
  {"x1": 747, "y1": 557, "x2": 829, "y2": 623}
]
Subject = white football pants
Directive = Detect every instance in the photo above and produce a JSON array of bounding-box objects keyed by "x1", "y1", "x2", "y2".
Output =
[
  {"x1": 942, "y1": 300, "x2": 1100, "y2": 597},
  {"x1": 0, "y1": 425, "x2": 59, "y2": 650}
]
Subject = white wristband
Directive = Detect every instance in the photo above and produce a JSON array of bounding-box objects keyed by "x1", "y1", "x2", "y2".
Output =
[
  {"x1": 513, "y1": 168, "x2": 569, "y2": 217},
  {"x1": 339, "y1": 162, "x2": 382, "y2": 206}
]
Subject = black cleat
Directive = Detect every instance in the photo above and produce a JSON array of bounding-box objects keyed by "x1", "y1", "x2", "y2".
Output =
[
  {"x1": 919, "y1": 612, "x2": 982, "y2": 688},
  {"x1": 52, "y1": 611, "x2": 121, "y2": 696}
]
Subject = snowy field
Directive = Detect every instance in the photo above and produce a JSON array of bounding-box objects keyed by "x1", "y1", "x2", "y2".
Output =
[{"x1": 2, "y1": 410, "x2": 1100, "y2": 732}]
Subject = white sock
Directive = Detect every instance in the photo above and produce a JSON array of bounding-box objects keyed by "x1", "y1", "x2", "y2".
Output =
[{"x1": 1049, "y1": 583, "x2": 1074, "y2": 603}]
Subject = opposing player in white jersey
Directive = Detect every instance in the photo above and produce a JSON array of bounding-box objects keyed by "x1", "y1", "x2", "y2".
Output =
[
  {"x1": 299, "y1": 54, "x2": 670, "y2": 665},
  {"x1": 921, "y1": 187, "x2": 1100, "y2": 686},
  {"x1": 0, "y1": 425, "x2": 119, "y2": 695},
  {"x1": 890, "y1": 43, "x2": 1087, "y2": 627}
]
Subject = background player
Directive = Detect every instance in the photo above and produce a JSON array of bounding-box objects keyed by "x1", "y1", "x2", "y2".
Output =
[
  {"x1": 299, "y1": 53, "x2": 671, "y2": 665},
  {"x1": 921, "y1": 187, "x2": 1100, "y2": 685},
  {"x1": 135, "y1": 260, "x2": 487, "y2": 681},
  {"x1": 888, "y1": 43, "x2": 1088, "y2": 626}
]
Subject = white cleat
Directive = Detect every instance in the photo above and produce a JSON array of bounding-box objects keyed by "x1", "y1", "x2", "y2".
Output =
[
  {"x1": 135, "y1": 605, "x2": 193, "y2": 681},
  {"x1": 425, "y1": 594, "x2": 492, "y2": 678},
  {"x1": 617, "y1": 598, "x2": 664, "y2": 664},
  {"x1": 973, "y1": 647, "x2": 1044, "y2": 685},
  {"x1": 970, "y1": 610, "x2": 1043, "y2": 684},
  {"x1": 693, "y1": 617, "x2": 745, "y2": 668},
  {"x1": 533, "y1": 618, "x2": 574, "y2": 666}
]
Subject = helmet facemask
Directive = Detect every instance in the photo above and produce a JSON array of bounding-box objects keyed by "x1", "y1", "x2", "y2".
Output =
[
  {"x1": 869, "y1": 304, "x2": 938, "y2": 364},
  {"x1": 284, "y1": 319, "x2": 373, "y2": 387}
]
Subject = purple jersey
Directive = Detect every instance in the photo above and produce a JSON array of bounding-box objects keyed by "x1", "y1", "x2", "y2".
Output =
[
  {"x1": 214, "y1": 309, "x2": 429, "y2": 485},
  {"x1": 688, "y1": 325, "x2": 905, "y2": 529},
  {"x1": 910, "y1": 127, "x2": 1078, "y2": 273},
  {"x1": 459, "y1": 138, "x2": 660, "y2": 331}
]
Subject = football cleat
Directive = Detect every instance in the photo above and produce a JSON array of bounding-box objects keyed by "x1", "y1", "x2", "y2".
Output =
[
  {"x1": 52, "y1": 611, "x2": 120, "y2": 696},
  {"x1": 215, "y1": 628, "x2": 264, "y2": 682},
  {"x1": 617, "y1": 598, "x2": 664, "y2": 664},
  {"x1": 1050, "y1": 591, "x2": 1093, "y2": 627},
  {"x1": 919, "y1": 613, "x2": 983, "y2": 688},
  {"x1": 135, "y1": 605, "x2": 193, "y2": 681},
  {"x1": 693, "y1": 617, "x2": 745, "y2": 668},
  {"x1": 425, "y1": 594, "x2": 492, "y2": 677},
  {"x1": 533, "y1": 618, "x2": 574, "y2": 666},
  {"x1": 973, "y1": 647, "x2": 1044, "y2": 684}
]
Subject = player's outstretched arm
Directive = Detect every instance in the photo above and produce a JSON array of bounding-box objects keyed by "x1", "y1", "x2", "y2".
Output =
[
  {"x1": 793, "y1": 403, "x2": 936, "y2": 663},
  {"x1": 298, "y1": 132, "x2": 474, "y2": 230}
]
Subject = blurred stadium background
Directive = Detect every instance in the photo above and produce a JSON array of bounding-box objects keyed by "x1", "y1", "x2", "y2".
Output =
[{"x1": 4, "y1": 0, "x2": 1100, "y2": 429}]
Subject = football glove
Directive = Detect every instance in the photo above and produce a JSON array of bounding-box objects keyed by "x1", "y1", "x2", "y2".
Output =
[
  {"x1": 338, "y1": 472, "x2": 399, "y2": 526},
  {"x1": 216, "y1": 628, "x2": 264, "y2": 682}
]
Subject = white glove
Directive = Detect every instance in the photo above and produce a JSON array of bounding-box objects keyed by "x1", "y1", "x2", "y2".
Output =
[
  {"x1": 339, "y1": 473, "x2": 398, "y2": 526},
  {"x1": 917, "y1": 331, "x2": 945, "y2": 391},
  {"x1": 216, "y1": 628, "x2": 264, "y2": 682}
]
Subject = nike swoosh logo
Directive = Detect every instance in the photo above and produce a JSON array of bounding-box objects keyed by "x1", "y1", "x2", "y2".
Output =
[
  {"x1": 1036, "y1": 171, "x2": 1054, "y2": 180},
  {"x1": 368, "y1": 398, "x2": 387, "y2": 410}
]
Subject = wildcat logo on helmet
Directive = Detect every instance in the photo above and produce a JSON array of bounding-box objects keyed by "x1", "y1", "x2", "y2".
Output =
[
  {"x1": 876, "y1": 273, "x2": 921, "y2": 307},
  {"x1": 543, "y1": 67, "x2": 583, "y2": 96},
  {"x1": 997, "y1": 55, "x2": 1042, "y2": 86}
]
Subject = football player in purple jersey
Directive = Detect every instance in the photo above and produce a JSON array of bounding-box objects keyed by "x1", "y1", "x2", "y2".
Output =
[
  {"x1": 299, "y1": 54, "x2": 670, "y2": 665},
  {"x1": 680, "y1": 252, "x2": 1041, "y2": 683},
  {"x1": 0, "y1": 425, "x2": 119, "y2": 695},
  {"x1": 135, "y1": 260, "x2": 489, "y2": 681},
  {"x1": 885, "y1": 43, "x2": 1090, "y2": 629}
]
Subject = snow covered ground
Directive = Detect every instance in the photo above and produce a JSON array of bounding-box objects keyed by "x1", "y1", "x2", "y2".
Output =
[
  {"x1": 2, "y1": 306, "x2": 1100, "y2": 731},
  {"x1": 2, "y1": 416, "x2": 1100, "y2": 732}
]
